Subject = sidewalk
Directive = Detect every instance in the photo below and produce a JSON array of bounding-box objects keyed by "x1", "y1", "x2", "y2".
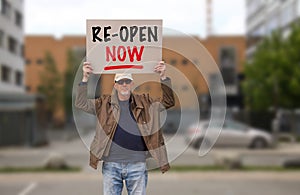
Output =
[
  {"x1": 0, "y1": 128, "x2": 90, "y2": 169},
  {"x1": 1, "y1": 128, "x2": 300, "y2": 169},
  {"x1": 1, "y1": 171, "x2": 300, "y2": 195}
]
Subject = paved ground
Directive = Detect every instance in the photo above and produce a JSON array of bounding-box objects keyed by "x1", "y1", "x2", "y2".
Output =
[
  {"x1": 1, "y1": 129, "x2": 300, "y2": 194},
  {"x1": 1, "y1": 171, "x2": 300, "y2": 195},
  {"x1": 1, "y1": 130, "x2": 300, "y2": 169}
]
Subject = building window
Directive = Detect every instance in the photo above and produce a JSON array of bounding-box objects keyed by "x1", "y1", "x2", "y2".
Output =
[
  {"x1": 15, "y1": 71, "x2": 23, "y2": 86},
  {"x1": 1, "y1": 0, "x2": 11, "y2": 18},
  {"x1": 15, "y1": 11, "x2": 23, "y2": 27},
  {"x1": 20, "y1": 44, "x2": 24, "y2": 57},
  {"x1": 281, "y1": 3, "x2": 295, "y2": 27},
  {"x1": 267, "y1": 11, "x2": 279, "y2": 34},
  {"x1": 182, "y1": 58, "x2": 188, "y2": 65},
  {"x1": 26, "y1": 59, "x2": 31, "y2": 65},
  {"x1": 247, "y1": 0, "x2": 264, "y2": 19},
  {"x1": 26, "y1": 86, "x2": 31, "y2": 92},
  {"x1": 8, "y1": 36, "x2": 17, "y2": 54},
  {"x1": 1, "y1": 65, "x2": 11, "y2": 83},
  {"x1": 170, "y1": 59, "x2": 177, "y2": 65},
  {"x1": 36, "y1": 59, "x2": 44, "y2": 65},
  {"x1": 0, "y1": 30, "x2": 4, "y2": 48},
  {"x1": 219, "y1": 47, "x2": 236, "y2": 85}
]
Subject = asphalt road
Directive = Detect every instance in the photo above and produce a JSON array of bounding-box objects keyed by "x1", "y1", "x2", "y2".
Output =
[
  {"x1": 1, "y1": 132, "x2": 300, "y2": 194},
  {"x1": 1, "y1": 133, "x2": 300, "y2": 169},
  {"x1": 1, "y1": 172, "x2": 300, "y2": 195}
]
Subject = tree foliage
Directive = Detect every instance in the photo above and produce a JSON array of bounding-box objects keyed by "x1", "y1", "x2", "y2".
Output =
[
  {"x1": 64, "y1": 49, "x2": 79, "y2": 121},
  {"x1": 243, "y1": 22, "x2": 300, "y2": 111},
  {"x1": 38, "y1": 51, "x2": 63, "y2": 117},
  {"x1": 64, "y1": 49, "x2": 84, "y2": 122}
]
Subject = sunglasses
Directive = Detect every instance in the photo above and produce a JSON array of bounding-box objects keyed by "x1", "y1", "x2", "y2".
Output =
[{"x1": 115, "y1": 79, "x2": 132, "y2": 85}]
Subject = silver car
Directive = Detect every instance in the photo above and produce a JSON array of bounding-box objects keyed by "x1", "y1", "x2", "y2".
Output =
[{"x1": 185, "y1": 119, "x2": 274, "y2": 149}]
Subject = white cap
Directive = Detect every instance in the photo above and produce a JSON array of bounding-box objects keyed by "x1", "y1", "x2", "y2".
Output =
[{"x1": 114, "y1": 73, "x2": 133, "y2": 82}]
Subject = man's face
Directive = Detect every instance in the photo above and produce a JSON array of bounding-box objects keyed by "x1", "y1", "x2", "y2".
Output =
[{"x1": 114, "y1": 79, "x2": 134, "y2": 97}]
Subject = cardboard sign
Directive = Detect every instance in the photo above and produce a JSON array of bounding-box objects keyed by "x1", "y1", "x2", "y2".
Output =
[{"x1": 86, "y1": 20, "x2": 162, "y2": 74}]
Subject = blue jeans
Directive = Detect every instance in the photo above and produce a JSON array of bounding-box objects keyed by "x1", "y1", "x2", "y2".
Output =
[{"x1": 102, "y1": 162, "x2": 148, "y2": 195}]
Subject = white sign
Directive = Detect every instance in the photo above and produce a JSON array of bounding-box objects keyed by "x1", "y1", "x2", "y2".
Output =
[{"x1": 86, "y1": 20, "x2": 162, "y2": 74}]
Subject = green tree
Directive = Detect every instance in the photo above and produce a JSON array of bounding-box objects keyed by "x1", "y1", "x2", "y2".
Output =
[
  {"x1": 38, "y1": 51, "x2": 63, "y2": 121},
  {"x1": 284, "y1": 22, "x2": 300, "y2": 107},
  {"x1": 243, "y1": 22, "x2": 300, "y2": 111},
  {"x1": 64, "y1": 49, "x2": 82, "y2": 122}
]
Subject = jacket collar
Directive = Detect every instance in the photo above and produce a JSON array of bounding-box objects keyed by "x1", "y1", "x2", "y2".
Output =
[{"x1": 110, "y1": 89, "x2": 144, "y2": 109}]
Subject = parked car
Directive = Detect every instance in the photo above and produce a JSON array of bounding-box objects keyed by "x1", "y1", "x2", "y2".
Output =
[{"x1": 185, "y1": 119, "x2": 274, "y2": 149}]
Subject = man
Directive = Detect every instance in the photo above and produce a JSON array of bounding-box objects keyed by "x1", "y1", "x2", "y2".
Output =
[{"x1": 75, "y1": 61, "x2": 175, "y2": 195}]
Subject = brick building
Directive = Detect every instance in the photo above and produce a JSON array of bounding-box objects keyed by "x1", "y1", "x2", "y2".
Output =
[{"x1": 25, "y1": 35, "x2": 245, "y2": 125}]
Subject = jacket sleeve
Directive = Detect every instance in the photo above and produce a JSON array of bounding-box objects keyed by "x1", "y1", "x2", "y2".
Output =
[
  {"x1": 160, "y1": 77, "x2": 175, "y2": 110},
  {"x1": 75, "y1": 83, "x2": 98, "y2": 115}
]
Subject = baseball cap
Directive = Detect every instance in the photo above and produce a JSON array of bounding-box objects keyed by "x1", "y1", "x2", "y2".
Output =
[{"x1": 114, "y1": 73, "x2": 133, "y2": 82}]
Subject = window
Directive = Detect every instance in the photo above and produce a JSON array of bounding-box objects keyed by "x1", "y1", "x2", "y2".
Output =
[
  {"x1": 182, "y1": 58, "x2": 188, "y2": 65},
  {"x1": 26, "y1": 59, "x2": 31, "y2": 65},
  {"x1": 247, "y1": 0, "x2": 264, "y2": 18},
  {"x1": 170, "y1": 59, "x2": 177, "y2": 65},
  {"x1": 0, "y1": 30, "x2": 4, "y2": 48},
  {"x1": 36, "y1": 59, "x2": 44, "y2": 65},
  {"x1": 26, "y1": 86, "x2": 31, "y2": 92},
  {"x1": 267, "y1": 12, "x2": 279, "y2": 34},
  {"x1": 1, "y1": 65, "x2": 11, "y2": 82},
  {"x1": 247, "y1": 24, "x2": 265, "y2": 48},
  {"x1": 219, "y1": 47, "x2": 236, "y2": 85},
  {"x1": 8, "y1": 36, "x2": 17, "y2": 54},
  {"x1": 15, "y1": 71, "x2": 23, "y2": 86},
  {"x1": 281, "y1": 3, "x2": 295, "y2": 27},
  {"x1": 225, "y1": 120, "x2": 248, "y2": 131},
  {"x1": 20, "y1": 44, "x2": 24, "y2": 57},
  {"x1": 15, "y1": 11, "x2": 22, "y2": 27},
  {"x1": 1, "y1": 0, "x2": 11, "y2": 18}
]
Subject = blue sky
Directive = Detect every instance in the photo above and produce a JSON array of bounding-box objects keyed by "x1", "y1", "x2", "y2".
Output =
[{"x1": 25, "y1": 0, "x2": 245, "y2": 38}]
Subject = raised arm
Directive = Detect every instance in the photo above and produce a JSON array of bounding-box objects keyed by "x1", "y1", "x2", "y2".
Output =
[
  {"x1": 154, "y1": 61, "x2": 175, "y2": 110},
  {"x1": 75, "y1": 62, "x2": 98, "y2": 115}
]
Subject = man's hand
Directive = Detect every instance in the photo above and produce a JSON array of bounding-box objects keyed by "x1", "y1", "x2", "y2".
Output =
[
  {"x1": 154, "y1": 61, "x2": 167, "y2": 80},
  {"x1": 160, "y1": 164, "x2": 170, "y2": 174},
  {"x1": 82, "y1": 62, "x2": 93, "y2": 82}
]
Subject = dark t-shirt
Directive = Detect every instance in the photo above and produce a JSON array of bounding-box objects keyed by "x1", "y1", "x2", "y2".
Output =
[{"x1": 104, "y1": 99, "x2": 147, "y2": 163}]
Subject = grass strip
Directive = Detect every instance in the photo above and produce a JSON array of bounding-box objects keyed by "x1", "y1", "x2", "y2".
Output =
[
  {"x1": 151, "y1": 165, "x2": 300, "y2": 172},
  {"x1": 0, "y1": 166, "x2": 81, "y2": 173}
]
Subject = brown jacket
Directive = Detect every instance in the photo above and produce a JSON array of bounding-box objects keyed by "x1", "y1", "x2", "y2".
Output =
[{"x1": 75, "y1": 78, "x2": 175, "y2": 172}]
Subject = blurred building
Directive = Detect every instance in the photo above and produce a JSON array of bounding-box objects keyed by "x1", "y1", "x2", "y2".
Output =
[
  {"x1": 246, "y1": 0, "x2": 300, "y2": 59},
  {"x1": 25, "y1": 36, "x2": 85, "y2": 125},
  {"x1": 0, "y1": 0, "x2": 44, "y2": 146},
  {"x1": 25, "y1": 35, "x2": 245, "y2": 124}
]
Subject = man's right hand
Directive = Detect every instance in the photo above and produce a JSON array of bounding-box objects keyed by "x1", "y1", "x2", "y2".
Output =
[{"x1": 82, "y1": 62, "x2": 93, "y2": 82}]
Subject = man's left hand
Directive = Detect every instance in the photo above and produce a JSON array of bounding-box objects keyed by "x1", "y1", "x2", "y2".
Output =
[
  {"x1": 154, "y1": 61, "x2": 167, "y2": 80},
  {"x1": 160, "y1": 164, "x2": 170, "y2": 174}
]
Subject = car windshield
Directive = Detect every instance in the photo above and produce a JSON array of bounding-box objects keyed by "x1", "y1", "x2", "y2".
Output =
[
  {"x1": 203, "y1": 121, "x2": 224, "y2": 130},
  {"x1": 225, "y1": 120, "x2": 248, "y2": 131},
  {"x1": 202, "y1": 120, "x2": 248, "y2": 131}
]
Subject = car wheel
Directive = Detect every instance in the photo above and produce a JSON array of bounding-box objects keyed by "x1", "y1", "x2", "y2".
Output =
[{"x1": 250, "y1": 137, "x2": 267, "y2": 149}]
